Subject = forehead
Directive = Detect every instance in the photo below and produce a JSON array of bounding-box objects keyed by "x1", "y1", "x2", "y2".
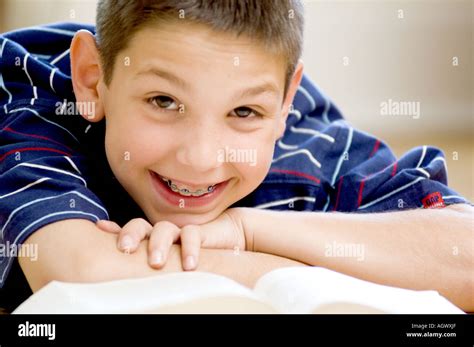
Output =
[{"x1": 121, "y1": 21, "x2": 286, "y2": 91}]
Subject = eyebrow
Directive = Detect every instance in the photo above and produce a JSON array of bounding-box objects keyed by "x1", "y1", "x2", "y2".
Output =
[
  {"x1": 236, "y1": 83, "x2": 281, "y2": 102},
  {"x1": 135, "y1": 67, "x2": 281, "y2": 102},
  {"x1": 135, "y1": 67, "x2": 190, "y2": 91}
]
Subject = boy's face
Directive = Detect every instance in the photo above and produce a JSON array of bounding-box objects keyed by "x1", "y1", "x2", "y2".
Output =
[{"x1": 73, "y1": 22, "x2": 302, "y2": 227}]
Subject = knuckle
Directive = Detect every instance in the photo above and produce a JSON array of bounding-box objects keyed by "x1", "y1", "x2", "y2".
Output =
[
  {"x1": 180, "y1": 225, "x2": 200, "y2": 243},
  {"x1": 129, "y1": 218, "x2": 150, "y2": 228},
  {"x1": 152, "y1": 221, "x2": 180, "y2": 239},
  {"x1": 153, "y1": 220, "x2": 178, "y2": 230},
  {"x1": 181, "y1": 224, "x2": 199, "y2": 234}
]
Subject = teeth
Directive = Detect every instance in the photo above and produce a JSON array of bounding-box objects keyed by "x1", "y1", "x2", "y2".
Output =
[{"x1": 159, "y1": 176, "x2": 216, "y2": 197}]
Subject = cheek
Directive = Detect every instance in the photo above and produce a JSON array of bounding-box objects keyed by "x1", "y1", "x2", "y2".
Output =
[
  {"x1": 103, "y1": 115, "x2": 170, "y2": 180},
  {"x1": 234, "y1": 135, "x2": 275, "y2": 189}
]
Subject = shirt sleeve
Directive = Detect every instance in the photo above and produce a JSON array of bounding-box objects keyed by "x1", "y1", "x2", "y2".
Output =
[
  {"x1": 320, "y1": 123, "x2": 472, "y2": 213},
  {"x1": 0, "y1": 26, "x2": 108, "y2": 289}
]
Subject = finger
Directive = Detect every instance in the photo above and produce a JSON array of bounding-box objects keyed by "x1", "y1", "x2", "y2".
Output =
[
  {"x1": 180, "y1": 225, "x2": 202, "y2": 271},
  {"x1": 148, "y1": 221, "x2": 180, "y2": 269},
  {"x1": 96, "y1": 220, "x2": 121, "y2": 233},
  {"x1": 118, "y1": 218, "x2": 153, "y2": 254}
]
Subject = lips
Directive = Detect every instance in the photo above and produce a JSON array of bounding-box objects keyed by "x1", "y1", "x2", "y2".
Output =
[{"x1": 149, "y1": 171, "x2": 230, "y2": 208}]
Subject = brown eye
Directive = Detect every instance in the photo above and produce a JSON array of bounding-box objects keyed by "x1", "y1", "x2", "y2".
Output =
[
  {"x1": 150, "y1": 96, "x2": 178, "y2": 110},
  {"x1": 232, "y1": 107, "x2": 256, "y2": 118}
]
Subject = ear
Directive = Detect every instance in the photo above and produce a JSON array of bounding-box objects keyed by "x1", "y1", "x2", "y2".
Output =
[
  {"x1": 70, "y1": 30, "x2": 105, "y2": 122},
  {"x1": 276, "y1": 60, "x2": 304, "y2": 139}
]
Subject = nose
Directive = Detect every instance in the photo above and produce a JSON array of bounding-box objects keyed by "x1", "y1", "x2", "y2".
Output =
[{"x1": 175, "y1": 119, "x2": 223, "y2": 172}]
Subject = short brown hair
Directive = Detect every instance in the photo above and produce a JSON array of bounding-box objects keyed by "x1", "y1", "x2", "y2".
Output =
[{"x1": 95, "y1": 0, "x2": 304, "y2": 95}]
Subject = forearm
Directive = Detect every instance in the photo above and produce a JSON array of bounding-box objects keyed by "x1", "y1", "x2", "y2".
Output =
[
  {"x1": 244, "y1": 204, "x2": 473, "y2": 310},
  {"x1": 19, "y1": 219, "x2": 304, "y2": 292},
  {"x1": 87, "y1": 243, "x2": 303, "y2": 289}
]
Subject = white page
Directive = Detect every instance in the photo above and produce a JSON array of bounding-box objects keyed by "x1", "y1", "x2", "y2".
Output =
[
  {"x1": 254, "y1": 267, "x2": 464, "y2": 314},
  {"x1": 14, "y1": 272, "x2": 271, "y2": 314}
]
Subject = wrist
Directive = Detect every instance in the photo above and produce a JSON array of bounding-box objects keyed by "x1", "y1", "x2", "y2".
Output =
[{"x1": 236, "y1": 207, "x2": 264, "y2": 252}]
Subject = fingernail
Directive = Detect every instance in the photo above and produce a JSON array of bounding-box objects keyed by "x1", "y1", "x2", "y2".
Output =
[
  {"x1": 184, "y1": 256, "x2": 196, "y2": 270},
  {"x1": 120, "y1": 235, "x2": 133, "y2": 251},
  {"x1": 151, "y1": 251, "x2": 163, "y2": 265}
]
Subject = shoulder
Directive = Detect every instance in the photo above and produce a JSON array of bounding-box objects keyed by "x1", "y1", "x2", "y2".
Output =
[{"x1": 1, "y1": 23, "x2": 95, "y2": 110}]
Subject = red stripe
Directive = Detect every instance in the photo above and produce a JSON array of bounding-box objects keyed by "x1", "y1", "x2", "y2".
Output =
[
  {"x1": 357, "y1": 178, "x2": 366, "y2": 208},
  {"x1": 369, "y1": 139, "x2": 380, "y2": 158},
  {"x1": 269, "y1": 169, "x2": 321, "y2": 184},
  {"x1": 3, "y1": 127, "x2": 74, "y2": 152},
  {"x1": 391, "y1": 161, "x2": 398, "y2": 176},
  {"x1": 332, "y1": 176, "x2": 344, "y2": 211},
  {"x1": 0, "y1": 147, "x2": 72, "y2": 162},
  {"x1": 354, "y1": 140, "x2": 382, "y2": 207}
]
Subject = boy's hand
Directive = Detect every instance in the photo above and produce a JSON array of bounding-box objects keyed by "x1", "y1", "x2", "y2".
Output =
[{"x1": 96, "y1": 208, "x2": 252, "y2": 271}]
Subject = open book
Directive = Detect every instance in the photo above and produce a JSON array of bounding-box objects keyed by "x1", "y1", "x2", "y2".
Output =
[{"x1": 13, "y1": 267, "x2": 464, "y2": 314}]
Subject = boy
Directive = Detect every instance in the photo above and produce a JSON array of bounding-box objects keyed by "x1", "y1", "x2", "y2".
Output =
[{"x1": 0, "y1": 0, "x2": 472, "y2": 312}]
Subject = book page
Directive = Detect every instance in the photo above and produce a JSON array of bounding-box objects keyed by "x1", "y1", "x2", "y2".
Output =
[
  {"x1": 253, "y1": 267, "x2": 464, "y2": 314},
  {"x1": 14, "y1": 272, "x2": 276, "y2": 314}
]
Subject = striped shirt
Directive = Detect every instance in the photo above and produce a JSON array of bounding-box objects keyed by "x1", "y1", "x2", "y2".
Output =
[{"x1": 0, "y1": 23, "x2": 470, "y2": 310}]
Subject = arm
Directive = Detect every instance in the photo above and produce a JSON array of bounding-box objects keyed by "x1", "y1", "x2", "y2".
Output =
[
  {"x1": 18, "y1": 219, "x2": 304, "y2": 292},
  {"x1": 242, "y1": 204, "x2": 473, "y2": 311}
]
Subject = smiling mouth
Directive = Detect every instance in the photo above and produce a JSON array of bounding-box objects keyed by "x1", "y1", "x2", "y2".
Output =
[
  {"x1": 158, "y1": 176, "x2": 218, "y2": 197},
  {"x1": 149, "y1": 170, "x2": 232, "y2": 209}
]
